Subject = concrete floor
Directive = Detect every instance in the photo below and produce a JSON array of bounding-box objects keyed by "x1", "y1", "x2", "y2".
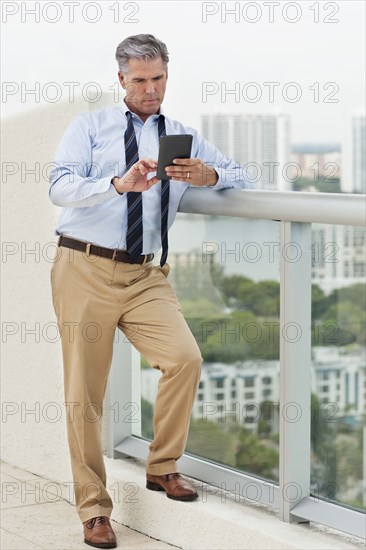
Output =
[{"x1": 0, "y1": 461, "x2": 180, "y2": 550}]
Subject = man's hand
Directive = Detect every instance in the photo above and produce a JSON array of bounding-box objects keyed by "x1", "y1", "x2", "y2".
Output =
[
  {"x1": 113, "y1": 158, "x2": 159, "y2": 194},
  {"x1": 165, "y1": 158, "x2": 218, "y2": 187}
]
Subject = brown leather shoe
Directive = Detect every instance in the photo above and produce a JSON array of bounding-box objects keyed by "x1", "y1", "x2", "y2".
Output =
[
  {"x1": 83, "y1": 516, "x2": 117, "y2": 549},
  {"x1": 146, "y1": 472, "x2": 198, "y2": 501}
]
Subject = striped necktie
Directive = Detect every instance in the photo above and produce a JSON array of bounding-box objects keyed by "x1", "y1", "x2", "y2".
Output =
[
  {"x1": 125, "y1": 111, "x2": 142, "y2": 257},
  {"x1": 124, "y1": 111, "x2": 170, "y2": 266},
  {"x1": 158, "y1": 114, "x2": 170, "y2": 267}
]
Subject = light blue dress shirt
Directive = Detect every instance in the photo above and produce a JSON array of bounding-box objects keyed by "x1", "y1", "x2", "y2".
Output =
[{"x1": 49, "y1": 102, "x2": 254, "y2": 253}]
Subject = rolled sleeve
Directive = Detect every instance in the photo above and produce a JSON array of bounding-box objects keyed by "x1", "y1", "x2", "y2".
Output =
[{"x1": 49, "y1": 114, "x2": 121, "y2": 207}]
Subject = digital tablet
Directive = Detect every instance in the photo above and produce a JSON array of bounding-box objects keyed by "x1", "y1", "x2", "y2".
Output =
[{"x1": 157, "y1": 134, "x2": 193, "y2": 180}]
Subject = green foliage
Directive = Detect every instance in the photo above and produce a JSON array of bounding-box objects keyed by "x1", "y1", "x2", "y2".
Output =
[
  {"x1": 141, "y1": 398, "x2": 154, "y2": 440},
  {"x1": 169, "y1": 254, "x2": 225, "y2": 305},
  {"x1": 320, "y1": 300, "x2": 365, "y2": 345},
  {"x1": 238, "y1": 280, "x2": 280, "y2": 316},
  {"x1": 311, "y1": 321, "x2": 357, "y2": 347},
  {"x1": 311, "y1": 393, "x2": 336, "y2": 455},
  {"x1": 310, "y1": 395, "x2": 366, "y2": 509},
  {"x1": 310, "y1": 283, "x2": 366, "y2": 346},
  {"x1": 217, "y1": 275, "x2": 252, "y2": 306},
  {"x1": 217, "y1": 276, "x2": 280, "y2": 316},
  {"x1": 185, "y1": 312, "x2": 279, "y2": 362},
  {"x1": 311, "y1": 284, "x2": 328, "y2": 320},
  {"x1": 235, "y1": 427, "x2": 278, "y2": 479},
  {"x1": 186, "y1": 417, "x2": 278, "y2": 481},
  {"x1": 257, "y1": 401, "x2": 279, "y2": 438},
  {"x1": 173, "y1": 259, "x2": 366, "y2": 348},
  {"x1": 180, "y1": 297, "x2": 222, "y2": 318},
  {"x1": 186, "y1": 417, "x2": 237, "y2": 467},
  {"x1": 327, "y1": 283, "x2": 366, "y2": 311},
  {"x1": 176, "y1": 275, "x2": 366, "y2": 362}
]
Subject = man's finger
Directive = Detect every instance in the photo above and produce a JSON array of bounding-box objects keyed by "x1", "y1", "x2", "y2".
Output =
[
  {"x1": 172, "y1": 158, "x2": 200, "y2": 165},
  {"x1": 166, "y1": 166, "x2": 195, "y2": 175},
  {"x1": 139, "y1": 158, "x2": 157, "y2": 168},
  {"x1": 146, "y1": 176, "x2": 159, "y2": 186},
  {"x1": 166, "y1": 172, "x2": 192, "y2": 180},
  {"x1": 138, "y1": 163, "x2": 154, "y2": 176},
  {"x1": 165, "y1": 165, "x2": 195, "y2": 173}
]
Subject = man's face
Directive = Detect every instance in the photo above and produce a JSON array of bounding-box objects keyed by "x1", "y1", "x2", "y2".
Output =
[{"x1": 118, "y1": 56, "x2": 168, "y2": 122}]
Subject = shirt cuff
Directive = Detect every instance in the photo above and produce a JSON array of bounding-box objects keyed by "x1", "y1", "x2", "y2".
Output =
[
  {"x1": 107, "y1": 179, "x2": 123, "y2": 198},
  {"x1": 208, "y1": 169, "x2": 235, "y2": 191}
]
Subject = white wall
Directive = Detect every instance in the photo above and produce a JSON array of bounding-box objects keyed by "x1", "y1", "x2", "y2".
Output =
[{"x1": 1, "y1": 98, "x2": 113, "y2": 482}]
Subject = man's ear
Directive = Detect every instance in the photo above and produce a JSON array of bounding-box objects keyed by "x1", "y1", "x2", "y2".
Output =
[
  {"x1": 165, "y1": 68, "x2": 168, "y2": 82},
  {"x1": 118, "y1": 71, "x2": 126, "y2": 90}
]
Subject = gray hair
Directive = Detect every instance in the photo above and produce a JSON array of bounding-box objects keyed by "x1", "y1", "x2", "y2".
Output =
[{"x1": 115, "y1": 34, "x2": 169, "y2": 73}]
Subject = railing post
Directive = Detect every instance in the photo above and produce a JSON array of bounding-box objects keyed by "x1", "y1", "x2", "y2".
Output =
[{"x1": 279, "y1": 221, "x2": 312, "y2": 522}]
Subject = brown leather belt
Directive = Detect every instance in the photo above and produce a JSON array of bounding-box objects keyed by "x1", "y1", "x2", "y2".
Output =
[{"x1": 58, "y1": 236, "x2": 154, "y2": 265}]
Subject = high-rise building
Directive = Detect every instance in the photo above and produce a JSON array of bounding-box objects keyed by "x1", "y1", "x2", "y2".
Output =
[
  {"x1": 291, "y1": 148, "x2": 341, "y2": 189},
  {"x1": 201, "y1": 114, "x2": 291, "y2": 191},
  {"x1": 311, "y1": 224, "x2": 365, "y2": 293},
  {"x1": 342, "y1": 114, "x2": 366, "y2": 193}
]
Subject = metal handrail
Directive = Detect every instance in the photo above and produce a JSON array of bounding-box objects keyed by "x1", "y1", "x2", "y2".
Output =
[{"x1": 179, "y1": 188, "x2": 366, "y2": 227}]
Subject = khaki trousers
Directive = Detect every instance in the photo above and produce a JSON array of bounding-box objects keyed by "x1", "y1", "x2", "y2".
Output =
[{"x1": 50, "y1": 244, "x2": 202, "y2": 523}]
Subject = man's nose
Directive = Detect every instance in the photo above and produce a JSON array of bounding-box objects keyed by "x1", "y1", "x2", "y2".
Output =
[{"x1": 145, "y1": 80, "x2": 156, "y2": 94}]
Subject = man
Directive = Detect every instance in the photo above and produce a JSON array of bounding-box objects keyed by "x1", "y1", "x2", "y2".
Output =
[{"x1": 49, "y1": 34, "x2": 253, "y2": 549}]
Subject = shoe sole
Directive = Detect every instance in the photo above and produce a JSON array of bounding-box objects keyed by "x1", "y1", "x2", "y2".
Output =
[
  {"x1": 146, "y1": 480, "x2": 198, "y2": 501},
  {"x1": 84, "y1": 539, "x2": 117, "y2": 549}
]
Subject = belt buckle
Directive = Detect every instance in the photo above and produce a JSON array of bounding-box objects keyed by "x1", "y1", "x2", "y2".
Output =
[
  {"x1": 112, "y1": 249, "x2": 118, "y2": 261},
  {"x1": 142, "y1": 253, "x2": 153, "y2": 265}
]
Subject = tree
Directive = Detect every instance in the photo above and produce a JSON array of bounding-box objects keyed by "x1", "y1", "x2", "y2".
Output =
[
  {"x1": 186, "y1": 417, "x2": 237, "y2": 467},
  {"x1": 310, "y1": 393, "x2": 337, "y2": 497},
  {"x1": 235, "y1": 427, "x2": 278, "y2": 480},
  {"x1": 311, "y1": 393, "x2": 336, "y2": 455},
  {"x1": 141, "y1": 398, "x2": 154, "y2": 440},
  {"x1": 236, "y1": 279, "x2": 258, "y2": 312},
  {"x1": 328, "y1": 283, "x2": 366, "y2": 311},
  {"x1": 217, "y1": 275, "x2": 252, "y2": 307},
  {"x1": 180, "y1": 297, "x2": 222, "y2": 318},
  {"x1": 311, "y1": 284, "x2": 328, "y2": 320},
  {"x1": 321, "y1": 300, "x2": 365, "y2": 344},
  {"x1": 257, "y1": 401, "x2": 279, "y2": 438},
  {"x1": 237, "y1": 280, "x2": 280, "y2": 316}
]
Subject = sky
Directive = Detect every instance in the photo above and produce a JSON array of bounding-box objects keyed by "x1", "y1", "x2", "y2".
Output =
[{"x1": 1, "y1": 0, "x2": 365, "y2": 144}]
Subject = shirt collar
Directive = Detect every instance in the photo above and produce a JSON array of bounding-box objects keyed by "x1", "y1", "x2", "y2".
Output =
[{"x1": 122, "y1": 99, "x2": 164, "y2": 124}]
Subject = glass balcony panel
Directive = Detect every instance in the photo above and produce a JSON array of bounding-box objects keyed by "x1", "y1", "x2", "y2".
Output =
[
  {"x1": 310, "y1": 223, "x2": 366, "y2": 512},
  {"x1": 137, "y1": 214, "x2": 281, "y2": 484}
]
